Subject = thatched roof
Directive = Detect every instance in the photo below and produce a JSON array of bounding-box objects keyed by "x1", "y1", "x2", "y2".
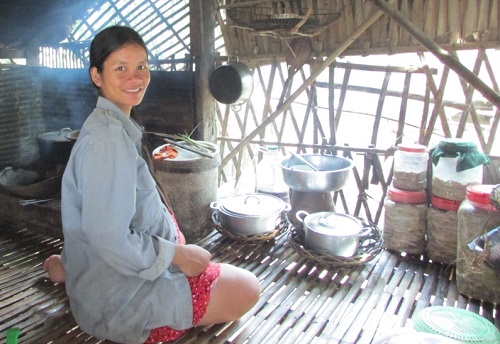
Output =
[{"x1": 219, "y1": 0, "x2": 500, "y2": 60}]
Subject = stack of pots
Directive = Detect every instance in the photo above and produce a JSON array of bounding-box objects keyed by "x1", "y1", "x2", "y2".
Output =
[{"x1": 383, "y1": 143, "x2": 429, "y2": 255}]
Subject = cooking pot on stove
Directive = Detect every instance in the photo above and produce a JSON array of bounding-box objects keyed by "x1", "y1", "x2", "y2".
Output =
[
  {"x1": 209, "y1": 62, "x2": 254, "y2": 105},
  {"x1": 211, "y1": 193, "x2": 291, "y2": 235},
  {"x1": 296, "y1": 210, "x2": 370, "y2": 257},
  {"x1": 280, "y1": 154, "x2": 354, "y2": 192},
  {"x1": 37, "y1": 127, "x2": 75, "y2": 165}
]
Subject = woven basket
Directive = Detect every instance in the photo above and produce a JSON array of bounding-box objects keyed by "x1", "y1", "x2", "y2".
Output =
[
  {"x1": 212, "y1": 212, "x2": 290, "y2": 243},
  {"x1": 227, "y1": 6, "x2": 341, "y2": 35},
  {"x1": 288, "y1": 217, "x2": 384, "y2": 269}
]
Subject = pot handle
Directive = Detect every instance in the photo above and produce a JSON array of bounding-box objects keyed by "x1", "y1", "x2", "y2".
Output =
[
  {"x1": 244, "y1": 195, "x2": 260, "y2": 206},
  {"x1": 209, "y1": 201, "x2": 220, "y2": 210},
  {"x1": 295, "y1": 210, "x2": 309, "y2": 223},
  {"x1": 357, "y1": 223, "x2": 376, "y2": 238}
]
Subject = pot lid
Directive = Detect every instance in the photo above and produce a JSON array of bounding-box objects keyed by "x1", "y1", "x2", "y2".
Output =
[
  {"x1": 304, "y1": 212, "x2": 362, "y2": 236},
  {"x1": 219, "y1": 193, "x2": 285, "y2": 217},
  {"x1": 38, "y1": 127, "x2": 73, "y2": 142}
]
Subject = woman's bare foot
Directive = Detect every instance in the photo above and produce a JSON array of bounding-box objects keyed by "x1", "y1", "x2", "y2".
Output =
[{"x1": 43, "y1": 255, "x2": 65, "y2": 283}]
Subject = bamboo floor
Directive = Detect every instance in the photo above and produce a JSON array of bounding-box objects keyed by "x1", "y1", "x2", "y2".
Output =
[{"x1": 1, "y1": 223, "x2": 499, "y2": 344}]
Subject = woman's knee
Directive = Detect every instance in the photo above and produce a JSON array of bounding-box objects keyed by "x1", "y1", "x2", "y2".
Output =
[{"x1": 198, "y1": 264, "x2": 260, "y2": 325}]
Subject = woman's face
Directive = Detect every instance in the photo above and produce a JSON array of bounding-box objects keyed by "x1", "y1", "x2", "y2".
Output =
[{"x1": 90, "y1": 43, "x2": 150, "y2": 116}]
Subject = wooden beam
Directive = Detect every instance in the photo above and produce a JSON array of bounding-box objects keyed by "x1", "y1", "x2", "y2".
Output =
[
  {"x1": 190, "y1": 0, "x2": 217, "y2": 141},
  {"x1": 220, "y1": 1, "x2": 395, "y2": 167},
  {"x1": 374, "y1": 0, "x2": 500, "y2": 112}
]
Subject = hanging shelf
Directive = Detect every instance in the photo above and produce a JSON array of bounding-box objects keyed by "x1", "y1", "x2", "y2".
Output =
[{"x1": 226, "y1": 6, "x2": 342, "y2": 38}]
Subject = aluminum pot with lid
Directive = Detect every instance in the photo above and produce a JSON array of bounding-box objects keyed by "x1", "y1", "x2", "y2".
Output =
[
  {"x1": 296, "y1": 210, "x2": 370, "y2": 257},
  {"x1": 210, "y1": 193, "x2": 291, "y2": 235}
]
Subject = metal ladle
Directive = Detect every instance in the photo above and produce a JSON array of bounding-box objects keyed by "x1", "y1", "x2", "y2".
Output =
[{"x1": 289, "y1": 152, "x2": 319, "y2": 171}]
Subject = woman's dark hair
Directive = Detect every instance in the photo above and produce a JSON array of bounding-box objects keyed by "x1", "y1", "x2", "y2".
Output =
[{"x1": 89, "y1": 25, "x2": 148, "y2": 84}]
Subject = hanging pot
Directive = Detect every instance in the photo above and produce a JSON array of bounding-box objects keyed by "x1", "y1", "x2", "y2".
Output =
[
  {"x1": 37, "y1": 127, "x2": 75, "y2": 165},
  {"x1": 209, "y1": 62, "x2": 254, "y2": 105}
]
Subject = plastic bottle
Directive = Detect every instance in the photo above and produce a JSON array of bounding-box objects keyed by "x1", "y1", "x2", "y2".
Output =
[
  {"x1": 256, "y1": 145, "x2": 289, "y2": 202},
  {"x1": 383, "y1": 187, "x2": 428, "y2": 255},
  {"x1": 392, "y1": 143, "x2": 429, "y2": 191},
  {"x1": 431, "y1": 138, "x2": 489, "y2": 201},
  {"x1": 457, "y1": 184, "x2": 500, "y2": 303},
  {"x1": 6, "y1": 328, "x2": 20, "y2": 344},
  {"x1": 426, "y1": 195, "x2": 461, "y2": 265}
]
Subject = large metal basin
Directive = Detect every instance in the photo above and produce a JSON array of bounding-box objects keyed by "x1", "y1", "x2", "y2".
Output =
[{"x1": 280, "y1": 154, "x2": 354, "y2": 192}]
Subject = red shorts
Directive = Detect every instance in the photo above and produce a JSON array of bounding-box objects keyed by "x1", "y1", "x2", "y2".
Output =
[{"x1": 145, "y1": 212, "x2": 220, "y2": 343}]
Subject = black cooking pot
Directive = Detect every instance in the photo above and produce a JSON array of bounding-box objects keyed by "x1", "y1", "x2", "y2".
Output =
[
  {"x1": 209, "y1": 62, "x2": 254, "y2": 105},
  {"x1": 37, "y1": 127, "x2": 75, "y2": 165}
]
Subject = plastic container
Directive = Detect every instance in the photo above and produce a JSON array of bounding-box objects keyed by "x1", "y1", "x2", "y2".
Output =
[
  {"x1": 413, "y1": 306, "x2": 500, "y2": 344},
  {"x1": 383, "y1": 187, "x2": 428, "y2": 255},
  {"x1": 393, "y1": 143, "x2": 429, "y2": 191},
  {"x1": 457, "y1": 184, "x2": 500, "y2": 303},
  {"x1": 426, "y1": 195, "x2": 461, "y2": 265},
  {"x1": 431, "y1": 138, "x2": 489, "y2": 201},
  {"x1": 256, "y1": 146, "x2": 289, "y2": 202}
]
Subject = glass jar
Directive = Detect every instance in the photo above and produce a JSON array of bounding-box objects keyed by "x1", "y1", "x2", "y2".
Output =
[
  {"x1": 426, "y1": 195, "x2": 461, "y2": 265},
  {"x1": 457, "y1": 184, "x2": 500, "y2": 303},
  {"x1": 383, "y1": 187, "x2": 428, "y2": 255},
  {"x1": 392, "y1": 143, "x2": 429, "y2": 191},
  {"x1": 256, "y1": 145, "x2": 289, "y2": 202},
  {"x1": 431, "y1": 138, "x2": 490, "y2": 201}
]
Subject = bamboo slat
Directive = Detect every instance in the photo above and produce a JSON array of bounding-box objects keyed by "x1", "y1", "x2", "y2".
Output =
[
  {"x1": 489, "y1": 0, "x2": 499, "y2": 41},
  {"x1": 463, "y1": 0, "x2": 479, "y2": 41},
  {"x1": 478, "y1": 0, "x2": 490, "y2": 38}
]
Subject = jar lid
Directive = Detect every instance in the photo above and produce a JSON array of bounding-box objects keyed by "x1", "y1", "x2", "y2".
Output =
[
  {"x1": 437, "y1": 138, "x2": 478, "y2": 153},
  {"x1": 465, "y1": 184, "x2": 496, "y2": 206},
  {"x1": 431, "y1": 138, "x2": 490, "y2": 172},
  {"x1": 413, "y1": 306, "x2": 500, "y2": 343},
  {"x1": 431, "y1": 195, "x2": 461, "y2": 211},
  {"x1": 387, "y1": 187, "x2": 427, "y2": 204},
  {"x1": 397, "y1": 143, "x2": 427, "y2": 153}
]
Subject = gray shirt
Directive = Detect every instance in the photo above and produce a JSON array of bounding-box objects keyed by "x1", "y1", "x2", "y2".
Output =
[{"x1": 60, "y1": 97, "x2": 192, "y2": 344}]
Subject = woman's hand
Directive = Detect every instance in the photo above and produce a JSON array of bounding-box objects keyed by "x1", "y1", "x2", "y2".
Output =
[{"x1": 172, "y1": 244, "x2": 211, "y2": 277}]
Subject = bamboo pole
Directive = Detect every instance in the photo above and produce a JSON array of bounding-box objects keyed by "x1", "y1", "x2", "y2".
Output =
[
  {"x1": 395, "y1": 72, "x2": 411, "y2": 146},
  {"x1": 371, "y1": 71, "x2": 391, "y2": 146},
  {"x1": 448, "y1": 0, "x2": 462, "y2": 44},
  {"x1": 220, "y1": 1, "x2": 395, "y2": 167},
  {"x1": 374, "y1": 0, "x2": 500, "y2": 112}
]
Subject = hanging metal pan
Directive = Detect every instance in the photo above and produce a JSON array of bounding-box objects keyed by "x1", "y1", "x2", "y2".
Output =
[{"x1": 209, "y1": 62, "x2": 254, "y2": 105}]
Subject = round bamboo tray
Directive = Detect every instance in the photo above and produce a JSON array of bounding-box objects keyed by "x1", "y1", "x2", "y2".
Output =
[
  {"x1": 288, "y1": 217, "x2": 384, "y2": 269},
  {"x1": 212, "y1": 212, "x2": 291, "y2": 243}
]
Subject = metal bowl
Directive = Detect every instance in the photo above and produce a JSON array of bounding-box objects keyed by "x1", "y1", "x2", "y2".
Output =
[{"x1": 280, "y1": 154, "x2": 354, "y2": 192}]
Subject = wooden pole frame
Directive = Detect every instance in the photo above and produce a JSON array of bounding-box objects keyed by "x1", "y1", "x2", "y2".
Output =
[
  {"x1": 374, "y1": 0, "x2": 500, "y2": 111},
  {"x1": 220, "y1": 0, "x2": 397, "y2": 167}
]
